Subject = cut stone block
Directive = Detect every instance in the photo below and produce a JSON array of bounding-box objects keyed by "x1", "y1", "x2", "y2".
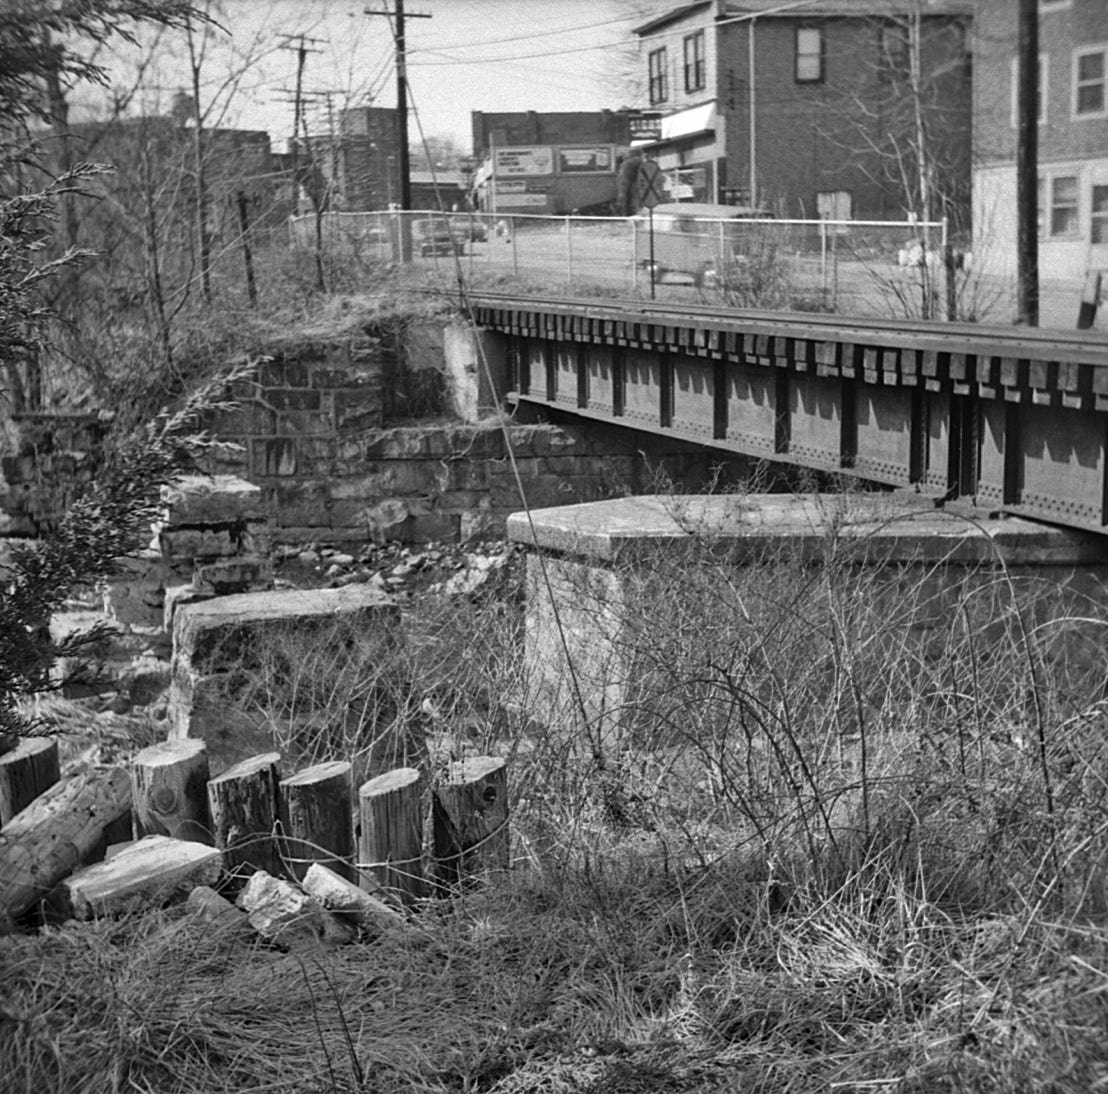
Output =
[
  {"x1": 53, "y1": 835, "x2": 221, "y2": 919},
  {"x1": 172, "y1": 586, "x2": 399, "y2": 672},
  {"x1": 236, "y1": 869, "x2": 355, "y2": 949},
  {"x1": 161, "y1": 475, "x2": 270, "y2": 525},
  {"x1": 193, "y1": 555, "x2": 274, "y2": 595},
  {"x1": 168, "y1": 586, "x2": 400, "y2": 773}
]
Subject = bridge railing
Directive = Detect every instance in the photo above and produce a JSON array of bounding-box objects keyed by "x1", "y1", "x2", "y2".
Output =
[{"x1": 288, "y1": 209, "x2": 974, "y2": 322}]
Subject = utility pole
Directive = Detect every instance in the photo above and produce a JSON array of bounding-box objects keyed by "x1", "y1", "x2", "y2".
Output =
[
  {"x1": 1016, "y1": 0, "x2": 1039, "y2": 326},
  {"x1": 277, "y1": 34, "x2": 325, "y2": 213},
  {"x1": 365, "y1": 1, "x2": 431, "y2": 211}
]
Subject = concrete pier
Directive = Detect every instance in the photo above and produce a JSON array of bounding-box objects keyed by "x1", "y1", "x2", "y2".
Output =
[{"x1": 507, "y1": 494, "x2": 1108, "y2": 746}]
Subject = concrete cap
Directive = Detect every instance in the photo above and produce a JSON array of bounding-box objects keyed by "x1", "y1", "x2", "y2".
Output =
[{"x1": 506, "y1": 494, "x2": 1108, "y2": 566}]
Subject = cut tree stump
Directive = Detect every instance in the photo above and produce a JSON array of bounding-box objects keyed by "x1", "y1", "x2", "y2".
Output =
[
  {"x1": 207, "y1": 752, "x2": 282, "y2": 880},
  {"x1": 358, "y1": 767, "x2": 425, "y2": 904},
  {"x1": 0, "y1": 737, "x2": 60, "y2": 830},
  {"x1": 52, "y1": 835, "x2": 221, "y2": 920},
  {"x1": 131, "y1": 739, "x2": 212, "y2": 844},
  {"x1": 432, "y1": 757, "x2": 508, "y2": 889},
  {"x1": 279, "y1": 761, "x2": 353, "y2": 882},
  {"x1": 302, "y1": 862, "x2": 405, "y2": 933},
  {"x1": 0, "y1": 766, "x2": 132, "y2": 922}
]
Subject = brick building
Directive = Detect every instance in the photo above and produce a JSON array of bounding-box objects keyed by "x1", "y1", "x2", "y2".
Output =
[
  {"x1": 973, "y1": 0, "x2": 1108, "y2": 282},
  {"x1": 632, "y1": 0, "x2": 972, "y2": 225}
]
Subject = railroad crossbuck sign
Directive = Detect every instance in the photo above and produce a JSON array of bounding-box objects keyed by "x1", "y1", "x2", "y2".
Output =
[{"x1": 634, "y1": 160, "x2": 666, "y2": 211}]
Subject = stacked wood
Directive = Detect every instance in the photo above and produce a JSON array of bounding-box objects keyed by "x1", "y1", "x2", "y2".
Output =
[
  {"x1": 0, "y1": 766, "x2": 132, "y2": 923},
  {"x1": 279, "y1": 761, "x2": 354, "y2": 882},
  {"x1": 131, "y1": 739, "x2": 212, "y2": 844},
  {"x1": 51, "y1": 835, "x2": 221, "y2": 920},
  {"x1": 358, "y1": 767, "x2": 425, "y2": 904},
  {"x1": 0, "y1": 737, "x2": 60, "y2": 829},
  {"x1": 432, "y1": 757, "x2": 508, "y2": 888},
  {"x1": 303, "y1": 862, "x2": 405, "y2": 933},
  {"x1": 236, "y1": 869, "x2": 355, "y2": 949},
  {"x1": 207, "y1": 752, "x2": 282, "y2": 879}
]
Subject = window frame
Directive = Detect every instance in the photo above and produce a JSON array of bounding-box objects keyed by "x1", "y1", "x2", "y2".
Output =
[
  {"x1": 648, "y1": 46, "x2": 669, "y2": 106},
  {"x1": 1010, "y1": 53, "x2": 1048, "y2": 127},
  {"x1": 1091, "y1": 183, "x2": 1108, "y2": 245},
  {"x1": 1048, "y1": 174, "x2": 1080, "y2": 239},
  {"x1": 683, "y1": 30, "x2": 706, "y2": 94},
  {"x1": 795, "y1": 26, "x2": 824, "y2": 84},
  {"x1": 1073, "y1": 45, "x2": 1108, "y2": 119}
]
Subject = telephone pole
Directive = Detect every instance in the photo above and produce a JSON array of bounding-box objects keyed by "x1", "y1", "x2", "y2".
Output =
[
  {"x1": 365, "y1": 1, "x2": 431, "y2": 211},
  {"x1": 1016, "y1": 0, "x2": 1039, "y2": 326},
  {"x1": 277, "y1": 34, "x2": 326, "y2": 211}
]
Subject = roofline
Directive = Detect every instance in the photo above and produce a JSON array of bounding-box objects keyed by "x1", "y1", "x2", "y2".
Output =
[{"x1": 633, "y1": 2, "x2": 713, "y2": 37}]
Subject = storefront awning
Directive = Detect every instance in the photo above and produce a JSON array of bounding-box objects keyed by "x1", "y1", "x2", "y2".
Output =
[{"x1": 633, "y1": 101, "x2": 718, "y2": 150}]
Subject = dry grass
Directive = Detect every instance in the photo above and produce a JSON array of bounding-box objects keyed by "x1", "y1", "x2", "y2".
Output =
[{"x1": 5, "y1": 486, "x2": 1108, "y2": 1092}]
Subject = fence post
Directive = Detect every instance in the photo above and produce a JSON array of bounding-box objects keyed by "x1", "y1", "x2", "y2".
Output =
[
  {"x1": 279, "y1": 761, "x2": 354, "y2": 883},
  {"x1": 631, "y1": 217, "x2": 639, "y2": 291},
  {"x1": 0, "y1": 737, "x2": 59, "y2": 830},
  {"x1": 820, "y1": 218, "x2": 828, "y2": 305},
  {"x1": 566, "y1": 216, "x2": 573, "y2": 285},
  {"x1": 511, "y1": 217, "x2": 518, "y2": 277},
  {"x1": 131, "y1": 738, "x2": 212, "y2": 845},
  {"x1": 207, "y1": 752, "x2": 283, "y2": 881},
  {"x1": 358, "y1": 767, "x2": 424, "y2": 904},
  {"x1": 432, "y1": 756, "x2": 508, "y2": 889}
]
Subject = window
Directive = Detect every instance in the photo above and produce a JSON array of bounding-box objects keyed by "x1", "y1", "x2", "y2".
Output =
[
  {"x1": 683, "y1": 30, "x2": 705, "y2": 93},
  {"x1": 1041, "y1": 1, "x2": 1071, "y2": 11},
  {"x1": 1050, "y1": 175, "x2": 1079, "y2": 237},
  {"x1": 1010, "y1": 54, "x2": 1048, "y2": 126},
  {"x1": 795, "y1": 27, "x2": 823, "y2": 83},
  {"x1": 1074, "y1": 46, "x2": 1108, "y2": 117},
  {"x1": 1093, "y1": 185, "x2": 1108, "y2": 244},
  {"x1": 648, "y1": 47, "x2": 668, "y2": 105}
]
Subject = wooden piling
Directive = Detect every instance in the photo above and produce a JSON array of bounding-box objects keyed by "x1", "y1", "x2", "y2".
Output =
[
  {"x1": 358, "y1": 767, "x2": 424, "y2": 904},
  {"x1": 279, "y1": 761, "x2": 354, "y2": 882},
  {"x1": 0, "y1": 766, "x2": 132, "y2": 923},
  {"x1": 207, "y1": 752, "x2": 283, "y2": 880},
  {"x1": 0, "y1": 737, "x2": 60, "y2": 829},
  {"x1": 131, "y1": 739, "x2": 212, "y2": 844},
  {"x1": 432, "y1": 756, "x2": 508, "y2": 889}
]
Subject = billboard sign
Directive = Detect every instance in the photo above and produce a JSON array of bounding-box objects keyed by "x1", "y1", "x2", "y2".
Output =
[
  {"x1": 558, "y1": 146, "x2": 613, "y2": 174},
  {"x1": 494, "y1": 146, "x2": 554, "y2": 177}
]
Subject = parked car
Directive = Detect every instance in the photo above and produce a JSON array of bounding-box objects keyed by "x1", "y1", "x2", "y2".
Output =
[
  {"x1": 631, "y1": 202, "x2": 768, "y2": 287},
  {"x1": 448, "y1": 214, "x2": 489, "y2": 243},
  {"x1": 414, "y1": 218, "x2": 463, "y2": 257}
]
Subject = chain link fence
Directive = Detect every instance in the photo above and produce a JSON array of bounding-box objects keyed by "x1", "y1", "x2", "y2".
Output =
[{"x1": 290, "y1": 209, "x2": 970, "y2": 320}]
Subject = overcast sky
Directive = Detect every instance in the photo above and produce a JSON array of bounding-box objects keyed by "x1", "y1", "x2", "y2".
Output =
[{"x1": 76, "y1": 0, "x2": 669, "y2": 151}]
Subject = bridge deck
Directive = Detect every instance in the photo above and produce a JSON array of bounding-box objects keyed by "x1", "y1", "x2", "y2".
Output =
[{"x1": 471, "y1": 293, "x2": 1108, "y2": 535}]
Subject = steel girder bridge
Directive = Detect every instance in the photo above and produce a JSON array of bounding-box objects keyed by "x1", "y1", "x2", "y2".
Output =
[{"x1": 471, "y1": 293, "x2": 1108, "y2": 537}]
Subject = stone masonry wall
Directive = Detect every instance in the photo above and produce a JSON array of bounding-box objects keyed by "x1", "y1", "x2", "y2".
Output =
[
  {"x1": 203, "y1": 327, "x2": 737, "y2": 545},
  {"x1": 0, "y1": 323, "x2": 748, "y2": 547},
  {"x1": 0, "y1": 413, "x2": 109, "y2": 535}
]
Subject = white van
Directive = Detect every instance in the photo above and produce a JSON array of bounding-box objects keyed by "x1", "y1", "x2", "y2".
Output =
[{"x1": 632, "y1": 202, "x2": 769, "y2": 287}]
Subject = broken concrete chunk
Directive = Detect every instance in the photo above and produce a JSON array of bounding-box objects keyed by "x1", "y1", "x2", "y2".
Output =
[
  {"x1": 235, "y1": 870, "x2": 356, "y2": 949},
  {"x1": 302, "y1": 862, "x2": 405, "y2": 933},
  {"x1": 187, "y1": 884, "x2": 252, "y2": 934}
]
